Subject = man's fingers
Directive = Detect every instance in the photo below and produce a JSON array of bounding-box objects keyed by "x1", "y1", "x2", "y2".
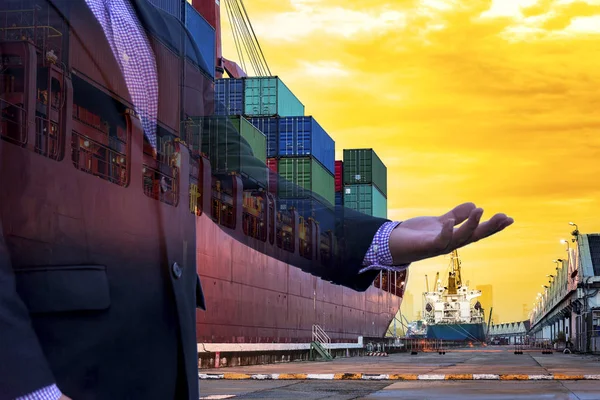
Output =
[
  {"x1": 469, "y1": 213, "x2": 512, "y2": 243},
  {"x1": 450, "y1": 207, "x2": 484, "y2": 248},
  {"x1": 440, "y1": 202, "x2": 476, "y2": 225}
]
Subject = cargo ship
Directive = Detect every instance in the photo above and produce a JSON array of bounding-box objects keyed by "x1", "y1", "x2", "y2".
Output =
[
  {"x1": 0, "y1": 0, "x2": 407, "y2": 347},
  {"x1": 422, "y1": 251, "x2": 486, "y2": 342}
]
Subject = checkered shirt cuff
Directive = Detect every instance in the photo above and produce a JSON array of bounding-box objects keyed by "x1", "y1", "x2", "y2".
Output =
[
  {"x1": 360, "y1": 221, "x2": 410, "y2": 273},
  {"x1": 16, "y1": 384, "x2": 62, "y2": 400}
]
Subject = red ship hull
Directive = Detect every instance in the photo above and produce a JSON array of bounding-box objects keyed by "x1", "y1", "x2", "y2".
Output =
[{"x1": 0, "y1": 5, "x2": 407, "y2": 348}]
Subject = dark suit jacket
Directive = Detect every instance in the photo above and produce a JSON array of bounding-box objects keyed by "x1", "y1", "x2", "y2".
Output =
[{"x1": 0, "y1": 0, "x2": 389, "y2": 399}]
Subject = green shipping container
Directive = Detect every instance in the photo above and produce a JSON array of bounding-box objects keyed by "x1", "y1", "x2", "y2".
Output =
[
  {"x1": 277, "y1": 157, "x2": 335, "y2": 205},
  {"x1": 343, "y1": 184, "x2": 387, "y2": 218},
  {"x1": 199, "y1": 116, "x2": 268, "y2": 188},
  {"x1": 343, "y1": 149, "x2": 387, "y2": 197},
  {"x1": 244, "y1": 77, "x2": 305, "y2": 117}
]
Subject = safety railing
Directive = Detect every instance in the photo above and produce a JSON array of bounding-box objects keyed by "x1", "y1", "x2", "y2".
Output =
[
  {"x1": 312, "y1": 324, "x2": 331, "y2": 346},
  {"x1": 299, "y1": 218, "x2": 312, "y2": 260},
  {"x1": 276, "y1": 211, "x2": 294, "y2": 253},
  {"x1": 0, "y1": 8, "x2": 64, "y2": 63},
  {"x1": 35, "y1": 115, "x2": 61, "y2": 160},
  {"x1": 142, "y1": 164, "x2": 179, "y2": 207},
  {"x1": 242, "y1": 211, "x2": 266, "y2": 241},
  {"x1": 72, "y1": 132, "x2": 128, "y2": 187},
  {"x1": 189, "y1": 158, "x2": 202, "y2": 216},
  {"x1": 211, "y1": 187, "x2": 235, "y2": 229},
  {"x1": 319, "y1": 232, "x2": 332, "y2": 266},
  {"x1": 0, "y1": 98, "x2": 27, "y2": 145}
]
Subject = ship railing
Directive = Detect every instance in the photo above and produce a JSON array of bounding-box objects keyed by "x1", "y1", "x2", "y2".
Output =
[
  {"x1": 319, "y1": 232, "x2": 332, "y2": 266},
  {"x1": 211, "y1": 188, "x2": 235, "y2": 229},
  {"x1": 72, "y1": 131, "x2": 128, "y2": 187},
  {"x1": 242, "y1": 210, "x2": 266, "y2": 241},
  {"x1": 312, "y1": 324, "x2": 331, "y2": 346},
  {"x1": 143, "y1": 164, "x2": 179, "y2": 207},
  {"x1": 35, "y1": 115, "x2": 61, "y2": 160},
  {"x1": 0, "y1": 98, "x2": 27, "y2": 146},
  {"x1": 0, "y1": 8, "x2": 64, "y2": 63},
  {"x1": 189, "y1": 158, "x2": 202, "y2": 216}
]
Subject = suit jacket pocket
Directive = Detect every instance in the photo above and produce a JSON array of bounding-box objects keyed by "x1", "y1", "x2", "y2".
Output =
[{"x1": 15, "y1": 265, "x2": 110, "y2": 314}]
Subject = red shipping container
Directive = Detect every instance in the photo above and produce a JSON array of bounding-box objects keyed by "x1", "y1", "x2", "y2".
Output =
[
  {"x1": 267, "y1": 158, "x2": 278, "y2": 195},
  {"x1": 335, "y1": 160, "x2": 343, "y2": 192}
]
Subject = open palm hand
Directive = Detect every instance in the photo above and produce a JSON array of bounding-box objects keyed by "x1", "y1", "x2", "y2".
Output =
[{"x1": 389, "y1": 203, "x2": 514, "y2": 265}]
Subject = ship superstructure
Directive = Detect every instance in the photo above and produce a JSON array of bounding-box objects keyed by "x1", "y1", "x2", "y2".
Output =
[{"x1": 422, "y1": 251, "x2": 486, "y2": 341}]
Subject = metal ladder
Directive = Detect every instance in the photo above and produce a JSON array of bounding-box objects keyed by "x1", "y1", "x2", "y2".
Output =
[{"x1": 310, "y1": 324, "x2": 333, "y2": 361}]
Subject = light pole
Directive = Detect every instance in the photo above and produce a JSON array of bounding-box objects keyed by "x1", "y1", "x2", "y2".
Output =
[{"x1": 569, "y1": 222, "x2": 579, "y2": 242}]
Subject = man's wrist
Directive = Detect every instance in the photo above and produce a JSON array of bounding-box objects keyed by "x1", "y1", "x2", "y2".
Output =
[{"x1": 360, "y1": 221, "x2": 409, "y2": 273}]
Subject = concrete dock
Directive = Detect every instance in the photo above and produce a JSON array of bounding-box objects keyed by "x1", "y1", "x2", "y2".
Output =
[{"x1": 198, "y1": 346, "x2": 600, "y2": 399}]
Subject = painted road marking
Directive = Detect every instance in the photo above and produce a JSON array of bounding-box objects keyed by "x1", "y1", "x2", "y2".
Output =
[
  {"x1": 362, "y1": 374, "x2": 389, "y2": 380},
  {"x1": 199, "y1": 373, "x2": 600, "y2": 381},
  {"x1": 200, "y1": 396, "x2": 236, "y2": 399},
  {"x1": 418, "y1": 375, "x2": 446, "y2": 380},
  {"x1": 473, "y1": 375, "x2": 500, "y2": 380},
  {"x1": 307, "y1": 374, "x2": 336, "y2": 380}
]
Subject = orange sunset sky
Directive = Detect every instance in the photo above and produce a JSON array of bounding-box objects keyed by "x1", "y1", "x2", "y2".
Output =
[{"x1": 221, "y1": 0, "x2": 600, "y2": 323}]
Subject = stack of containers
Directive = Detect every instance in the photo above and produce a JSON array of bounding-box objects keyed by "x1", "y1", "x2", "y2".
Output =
[
  {"x1": 273, "y1": 116, "x2": 336, "y2": 231},
  {"x1": 342, "y1": 149, "x2": 388, "y2": 218},
  {"x1": 214, "y1": 74, "x2": 337, "y2": 230},
  {"x1": 198, "y1": 115, "x2": 268, "y2": 189},
  {"x1": 335, "y1": 160, "x2": 343, "y2": 207},
  {"x1": 215, "y1": 79, "x2": 244, "y2": 116}
]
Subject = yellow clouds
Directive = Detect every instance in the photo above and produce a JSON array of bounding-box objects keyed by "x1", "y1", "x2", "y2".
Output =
[{"x1": 223, "y1": 0, "x2": 600, "y2": 322}]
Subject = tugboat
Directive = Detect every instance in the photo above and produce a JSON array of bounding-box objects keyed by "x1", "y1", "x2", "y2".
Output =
[{"x1": 422, "y1": 250, "x2": 486, "y2": 342}]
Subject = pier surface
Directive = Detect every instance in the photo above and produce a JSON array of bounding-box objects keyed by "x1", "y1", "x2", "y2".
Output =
[{"x1": 198, "y1": 346, "x2": 600, "y2": 399}]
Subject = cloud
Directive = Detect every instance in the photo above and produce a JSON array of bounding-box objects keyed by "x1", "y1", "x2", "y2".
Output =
[
  {"x1": 300, "y1": 61, "x2": 351, "y2": 77},
  {"x1": 221, "y1": 0, "x2": 600, "y2": 322},
  {"x1": 245, "y1": 4, "x2": 407, "y2": 42}
]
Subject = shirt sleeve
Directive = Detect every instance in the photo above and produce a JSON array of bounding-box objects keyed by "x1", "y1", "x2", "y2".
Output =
[
  {"x1": 360, "y1": 221, "x2": 410, "y2": 273},
  {"x1": 15, "y1": 384, "x2": 62, "y2": 400}
]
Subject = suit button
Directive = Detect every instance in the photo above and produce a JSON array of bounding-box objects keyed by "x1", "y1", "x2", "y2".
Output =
[{"x1": 172, "y1": 262, "x2": 182, "y2": 279}]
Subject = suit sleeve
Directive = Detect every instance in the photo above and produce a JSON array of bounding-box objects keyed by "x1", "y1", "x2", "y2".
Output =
[
  {"x1": 132, "y1": 4, "x2": 389, "y2": 292},
  {"x1": 197, "y1": 116, "x2": 389, "y2": 292},
  {"x1": 0, "y1": 234, "x2": 57, "y2": 399}
]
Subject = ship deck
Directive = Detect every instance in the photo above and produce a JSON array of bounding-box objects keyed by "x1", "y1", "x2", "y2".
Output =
[{"x1": 198, "y1": 346, "x2": 600, "y2": 399}]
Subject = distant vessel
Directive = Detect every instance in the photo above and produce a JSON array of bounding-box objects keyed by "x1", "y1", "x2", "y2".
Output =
[
  {"x1": 422, "y1": 251, "x2": 486, "y2": 342},
  {"x1": 405, "y1": 319, "x2": 428, "y2": 339}
]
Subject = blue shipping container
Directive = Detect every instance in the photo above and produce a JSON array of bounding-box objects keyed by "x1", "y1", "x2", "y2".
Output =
[
  {"x1": 249, "y1": 117, "x2": 279, "y2": 158},
  {"x1": 149, "y1": 0, "x2": 182, "y2": 20},
  {"x1": 278, "y1": 197, "x2": 335, "y2": 232},
  {"x1": 216, "y1": 79, "x2": 244, "y2": 116},
  {"x1": 278, "y1": 116, "x2": 335, "y2": 175},
  {"x1": 335, "y1": 192, "x2": 343, "y2": 207},
  {"x1": 184, "y1": 2, "x2": 216, "y2": 79}
]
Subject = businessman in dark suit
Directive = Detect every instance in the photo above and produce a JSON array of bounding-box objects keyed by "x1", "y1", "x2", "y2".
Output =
[{"x1": 0, "y1": 0, "x2": 513, "y2": 399}]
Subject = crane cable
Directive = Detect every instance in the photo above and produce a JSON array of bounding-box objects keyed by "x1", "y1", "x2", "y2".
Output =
[{"x1": 223, "y1": 0, "x2": 271, "y2": 76}]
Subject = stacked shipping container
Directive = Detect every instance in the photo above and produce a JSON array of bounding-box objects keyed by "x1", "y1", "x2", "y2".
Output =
[
  {"x1": 342, "y1": 149, "x2": 387, "y2": 218},
  {"x1": 244, "y1": 77, "x2": 305, "y2": 117},
  {"x1": 277, "y1": 158, "x2": 334, "y2": 205},
  {"x1": 197, "y1": 116, "x2": 268, "y2": 188},
  {"x1": 343, "y1": 149, "x2": 387, "y2": 196},
  {"x1": 335, "y1": 160, "x2": 343, "y2": 207},
  {"x1": 214, "y1": 77, "x2": 304, "y2": 118},
  {"x1": 185, "y1": 2, "x2": 216, "y2": 79}
]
